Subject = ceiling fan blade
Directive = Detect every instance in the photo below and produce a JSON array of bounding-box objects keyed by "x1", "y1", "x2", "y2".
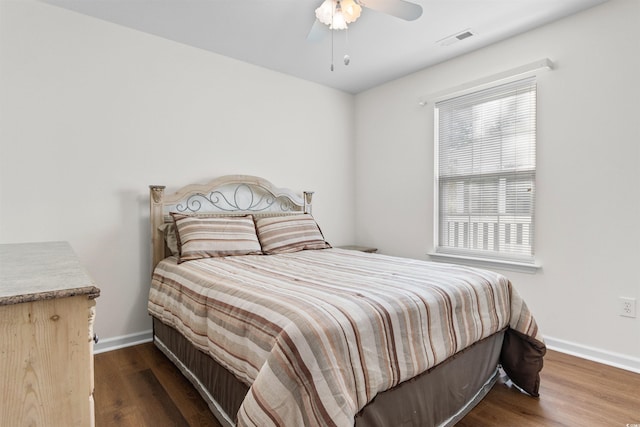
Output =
[
  {"x1": 359, "y1": 0, "x2": 423, "y2": 21},
  {"x1": 307, "y1": 19, "x2": 327, "y2": 42}
]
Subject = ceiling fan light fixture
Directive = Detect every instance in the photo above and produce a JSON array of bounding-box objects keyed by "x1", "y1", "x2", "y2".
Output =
[
  {"x1": 341, "y1": 0, "x2": 362, "y2": 23},
  {"x1": 315, "y1": 0, "x2": 335, "y2": 25},
  {"x1": 315, "y1": 0, "x2": 359, "y2": 30},
  {"x1": 331, "y1": 9, "x2": 349, "y2": 30}
]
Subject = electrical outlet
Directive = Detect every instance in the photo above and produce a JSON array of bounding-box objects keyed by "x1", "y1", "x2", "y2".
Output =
[{"x1": 619, "y1": 297, "x2": 637, "y2": 318}]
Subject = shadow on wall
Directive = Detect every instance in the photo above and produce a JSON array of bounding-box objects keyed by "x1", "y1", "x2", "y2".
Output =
[{"x1": 86, "y1": 189, "x2": 154, "y2": 342}]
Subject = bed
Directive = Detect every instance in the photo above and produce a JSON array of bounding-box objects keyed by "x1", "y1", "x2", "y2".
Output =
[{"x1": 147, "y1": 175, "x2": 545, "y2": 427}]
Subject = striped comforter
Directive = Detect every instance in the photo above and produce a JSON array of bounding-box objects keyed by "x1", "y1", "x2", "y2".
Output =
[{"x1": 148, "y1": 248, "x2": 544, "y2": 427}]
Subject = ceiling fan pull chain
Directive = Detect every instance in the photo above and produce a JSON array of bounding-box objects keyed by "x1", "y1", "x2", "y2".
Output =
[
  {"x1": 331, "y1": 3, "x2": 335, "y2": 71},
  {"x1": 344, "y1": 28, "x2": 350, "y2": 66},
  {"x1": 330, "y1": 23, "x2": 334, "y2": 71}
]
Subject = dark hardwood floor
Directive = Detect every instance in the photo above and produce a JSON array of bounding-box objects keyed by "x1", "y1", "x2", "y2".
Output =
[{"x1": 94, "y1": 343, "x2": 640, "y2": 426}]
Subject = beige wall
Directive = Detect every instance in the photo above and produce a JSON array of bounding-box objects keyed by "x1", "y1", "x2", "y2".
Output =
[
  {"x1": 2, "y1": 0, "x2": 638, "y2": 369},
  {"x1": 0, "y1": 0, "x2": 356, "y2": 343},
  {"x1": 354, "y1": 0, "x2": 640, "y2": 368}
]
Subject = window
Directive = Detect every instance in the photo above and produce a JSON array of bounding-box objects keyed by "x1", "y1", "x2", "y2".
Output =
[{"x1": 435, "y1": 77, "x2": 536, "y2": 264}]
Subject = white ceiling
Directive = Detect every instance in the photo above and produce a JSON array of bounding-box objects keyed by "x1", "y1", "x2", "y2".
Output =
[{"x1": 42, "y1": 0, "x2": 607, "y2": 94}]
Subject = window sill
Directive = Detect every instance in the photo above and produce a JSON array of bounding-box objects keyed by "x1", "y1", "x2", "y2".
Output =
[{"x1": 427, "y1": 252, "x2": 541, "y2": 274}]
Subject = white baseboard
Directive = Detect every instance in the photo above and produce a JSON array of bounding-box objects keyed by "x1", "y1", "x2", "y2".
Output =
[
  {"x1": 93, "y1": 330, "x2": 640, "y2": 376},
  {"x1": 544, "y1": 336, "x2": 640, "y2": 374},
  {"x1": 94, "y1": 329, "x2": 153, "y2": 354}
]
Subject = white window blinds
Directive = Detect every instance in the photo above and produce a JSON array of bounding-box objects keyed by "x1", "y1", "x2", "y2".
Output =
[{"x1": 435, "y1": 77, "x2": 536, "y2": 261}]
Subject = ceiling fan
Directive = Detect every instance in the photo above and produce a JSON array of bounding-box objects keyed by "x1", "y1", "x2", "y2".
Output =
[{"x1": 308, "y1": 0, "x2": 423, "y2": 40}]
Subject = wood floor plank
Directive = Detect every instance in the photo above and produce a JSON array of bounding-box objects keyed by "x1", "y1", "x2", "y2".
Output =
[
  {"x1": 457, "y1": 350, "x2": 640, "y2": 427},
  {"x1": 125, "y1": 368, "x2": 190, "y2": 425},
  {"x1": 95, "y1": 342, "x2": 221, "y2": 427},
  {"x1": 94, "y1": 350, "x2": 145, "y2": 424},
  {"x1": 98, "y1": 403, "x2": 149, "y2": 427},
  {"x1": 137, "y1": 342, "x2": 219, "y2": 426},
  {"x1": 95, "y1": 343, "x2": 640, "y2": 426}
]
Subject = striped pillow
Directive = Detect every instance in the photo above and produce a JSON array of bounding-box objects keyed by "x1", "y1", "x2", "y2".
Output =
[
  {"x1": 255, "y1": 214, "x2": 331, "y2": 254},
  {"x1": 171, "y1": 213, "x2": 262, "y2": 263}
]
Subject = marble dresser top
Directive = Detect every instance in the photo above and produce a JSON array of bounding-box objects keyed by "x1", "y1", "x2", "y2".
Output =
[{"x1": 0, "y1": 241, "x2": 100, "y2": 306}]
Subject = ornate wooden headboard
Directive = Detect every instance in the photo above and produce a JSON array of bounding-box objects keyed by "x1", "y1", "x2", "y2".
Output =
[{"x1": 149, "y1": 175, "x2": 313, "y2": 271}]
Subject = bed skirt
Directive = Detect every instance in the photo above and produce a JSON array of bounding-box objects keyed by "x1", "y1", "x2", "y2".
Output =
[{"x1": 152, "y1": 317, "x2": 504, "y2": 427}]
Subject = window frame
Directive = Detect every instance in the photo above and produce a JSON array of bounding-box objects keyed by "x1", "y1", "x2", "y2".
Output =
[{"x1": 430, "y1": 75, "x2": 543, "y2": 273}]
